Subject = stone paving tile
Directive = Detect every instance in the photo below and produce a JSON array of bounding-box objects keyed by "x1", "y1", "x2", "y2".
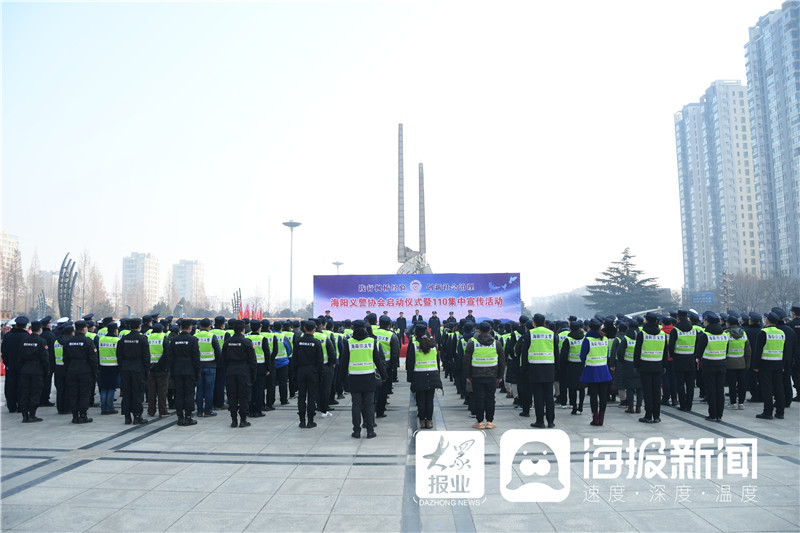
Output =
[
  {"x1": 38, "y1": 470, "x2": 116, "y2": 489},
  {"x1": 72, "y1": 459, "x2": 141, "y2": 473},
  {"x1": 10, "y1": 504, "x2": 116, "y2": 532},
  {"x1": 89, "y1": 508, "x2": 186, "y2": 532},
  {"x1": 620, "y1": 509, "x2": 720, "y2": 532},
  {"x1": 196, "y1": 491, "x2": 271, "y2": 513},
  {"x1": 244, "y1": 512, "x2": 328, "y2": 532},
  {"x1": 155, "y1": 473, "x2": 226, "y2": 492},
  {"x1": 323, "y1": 514, "x2": 402, "y2": 532},
  {"x1": 165, "y1": 511, "x2": 258, "y2": 532},
  {"x1": 288, "y1": 465, "x2": 352, "y2": 479},
  {"x1": 761, "y1": 505, "x2": 800, "y2": 526},
  {"x1": 279, "y1": 477, "x2": 345, "y2": 494},
  {"x1": 1, "y1": 486, "x2": 87, "y2": 506},
  {"x1": 66, "y1": 487, "x2": 147, "y2": 508},
  {"x1": 339, "y1": 478, "x2": 404, "y2": 495},
  {"x1": 95, "y1": 472, "x2": 171, "y2": 491},
  {"x1": 236, "y1": 464, "x2": 297, "y2": 478},
  {"x1": 0, "y1": 505, "x2": 54, "y2": 529},
  {"x1": 215, "y1": 476, "x2": 285, "y2": 494},
  {"x1": 125, "y1": 489, "x2": 207, "y2": 511},
  {"x1": 419, "y1": 512, "x2": 456, "y2": 533},
  {"x1": 260, "y1": 494, "x2": 337, "y2": 515},
  {"x1": 330, "y1": 494, "x2": 399, "y2": 515},
  {"x1": 544, "y1": 510, "x2": 636, "y2": 532},
  {"x1": 472, "y1": 513, "x2": 556, "y2": 532},
  {"x1": 690, "y1": 505, "x2": 798, "y2": 532}
]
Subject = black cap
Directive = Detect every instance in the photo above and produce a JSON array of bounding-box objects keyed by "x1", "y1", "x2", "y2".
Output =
[
  {"x1": 462, "y1": 321, "x2": 474, "y2": 333},
  {"x1": 352, "y1": 319, "x2": 367, "y2": 330},
  {"x1": 129, "y1": 318, "x2": 142, "y2": 329},
  {"x1": 261, "y1": 319, "x2": 270, "y2": 328},
  {"x1": 790, "y1": 305, "x2": 800, "y2": 314},
  {"x1": 414, "y1": 322, "x2": 428, "y2": 335},
  {"x1": 101, "y1": 316, "x2": 113, "y2": 324},
  {"x1": 765, "y1": 312, "x2": 780, "y2": 324},
  {"x1": 478, "y1": 321, "x2": 492, "y2": 332},
  {"x1": 568, "y1": 315, "x2": 577, "y2": 322},
  {"x1": 179, "y1": 318, "x2": 193, "y2": 329},
  {"x1": 74, "y1": 320, "x2": 87, "y2": 330},
  {"x1": 142, "y1": 315, "x2": 152, "y2": 321},
  {"x1": 748, "y1": 312, "x2": 762, "y2": 322},
  {"x1": 165, "y1": 316, "x2": 174, "y2": 322},
  {"x1": 644, "y1": 312, "x2": 658, "y2": 322},
  {"x1": 726, "y1": 315, "x2": 740, "y2": 325},
  {"x1": 705, "y1": 312, "x2": 720, "y2": 324},
  {"x1": 215, "y1": 316, "x2": 226, "y2": 323},
  {"x1": 86, "y1": 320, "x2": 95, "y2": 328},
  {"x1": 770, "y1": 307, "x2": 786, "y2": 320},
  {"x1": 588, "y1": 318, "x2": 602, "y2": 329},
  {"x1": 199, "y1": 318, "x2": 212, "y2": 327},
  {"x1": 151, "y1": 313, "x2": 160, "y2": 319},
  {"x1": 533, "y1": 313, "x2": 546, "y2": 324},
  {"x1": 151, "y1": 323, "x2": 164, "y2": 333},
  {"x1": 379, "y1": 315, "x2": 391, "y2": 325},
  {"x1": 30, "y1": 321, "x2": 42, "y2": 330},
  {"x1": 14, "y1": 316, "x2": 29, "y2": 326},
  {"x1": 169, "y1": 325, "x2": 180, "y2": 334},
  {"x1": 41, "y1": 315, "x2": 52, "y2": 324},
  {"x1": 82, "y1": 313, "x2": 94, "y2": 320}
]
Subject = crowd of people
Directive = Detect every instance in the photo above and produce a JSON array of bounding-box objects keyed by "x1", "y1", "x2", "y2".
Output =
[{"x1": 1, "y1": 304, "x2": 798, "y2": 436}]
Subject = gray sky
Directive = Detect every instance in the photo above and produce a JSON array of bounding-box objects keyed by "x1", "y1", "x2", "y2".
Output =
[{"x1": 1, "y1": 0, "x2": 780, "y2": 310}]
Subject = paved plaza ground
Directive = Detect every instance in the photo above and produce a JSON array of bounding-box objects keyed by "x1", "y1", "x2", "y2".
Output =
[{"x1": 1, "y1": 376, "x2": 798, "y2": 532}]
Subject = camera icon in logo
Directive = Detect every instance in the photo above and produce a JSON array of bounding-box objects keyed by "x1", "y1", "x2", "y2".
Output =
[{"x1": 499, "y1": 429, "x2": 571, "y2": 502}]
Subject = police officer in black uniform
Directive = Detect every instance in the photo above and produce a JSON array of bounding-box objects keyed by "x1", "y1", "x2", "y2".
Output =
[
  {"x1": 39, "y1": 316, "x2": 56, "y2": 407},
  {"x1": 167, "y1": 319, "x2": 201, "y2": 426},
  {"x1": 116, "y1": 317, "x2": 150, "y2": 425},
  {"x1": 292, "y1": 320, "x2": 324, "y2": 428},
  {"x1": 18, "y1": 321, "x2": 49, "y2": 423},
  {"x1": 63, "y1": 320, "x2": 98, "y2": 424},
  {"x1": 221, "y1": 320, "x2": 257, "y2": 428},
  {"x1": 1, "y1": 316, "x2": 29, "y2": 413}
]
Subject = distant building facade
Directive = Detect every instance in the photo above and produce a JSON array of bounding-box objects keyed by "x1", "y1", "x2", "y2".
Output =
[
  {"x1": 675, "y1": 80, "x2": 759, "y2": 293},
  {"x1": 122, "y1": 252, "x2": 159, "y2": 313},
  {"x1": 173, "y1": 259, "x2": 205, "y2": 304},
  {"x1": 746, "y1": 1, "x2": 800, "y2": 278}
]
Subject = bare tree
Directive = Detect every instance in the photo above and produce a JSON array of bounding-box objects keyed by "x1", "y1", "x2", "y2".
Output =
[
  {"x1": 26, "y1": 249, "x2": 42, "y2": 314},
  {"x1": 3, "y1": 248, "x2": 27, "y2": 313},
  {"x1": 75, "y1": 249, "x2": 91, "y2": 312},
  {"x1": 112, "y1": 274, "x2": 123, "y2": 317},
  {"x1": 763, "y1": 276, "x2": 800, "y2": 311}
]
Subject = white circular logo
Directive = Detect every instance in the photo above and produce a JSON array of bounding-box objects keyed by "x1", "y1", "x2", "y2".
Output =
[{"x1": 409, "y1": 280, "x2": 422, "y2": 292}]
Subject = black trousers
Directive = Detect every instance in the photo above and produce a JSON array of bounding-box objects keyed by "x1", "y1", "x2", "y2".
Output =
[
  {"x1": 640, "y1": 371, "x2": 662, "y2": 420},
  {"x1": 675, "y1": 370, "x2": 696, "y2": 410},
  {"x1": 783, "y1": 365, "x2": 793, "y2": 407},
  {"x1": 40, "y1": 368, "x2": 53, "y2": 405},
  {"x1": 227, "y1": 374, "x2": 251, "y2": 417},
  {"x1": 318, "y1": 368, "x2": 333, "y2": 412},
  {"x1": 415, "y1": 389, "x2": 435, "y2": 420},
  {"x1": 703, "y1": 365, "x2": 726, "y2": 419},
  {"x1": 120, "y1": 370, "x2": 145, "y2": 416},
  {"x1": 530, "y1": 381, "x2": 554, "y2": 424},
  {"x1": 250, "y1": 373, "x2": 266, "y2": 413},
  {"x1": 4, "y1": 367, "x2": 19, "y2": 412},
  {"x1": 351, "y1": 390, "x2": 375, "y2": 433},
  {"x1": 471, "y1": 377, "x2": 496, "y2": 423},
  {"x1": 587, "y1": 382, "x2": 609, "y2": 413},
  {"x1": 295, "y1": 366, "x2": 318, "y2": 418},
  {"x1": 375, "y1": 374, "x2": 391, "y2": 415},
  {"x1": 518, "y1": 379, "x2": 531, "y2": 413},
  {"x1": 54, "y1": 365, "x2": 68, "y2": 413},
  {"x1": 747, "y1": 367, "x2": 761, "y2": 401},
  {"x1": 19, "y1": 373, "x2": 43, "y2": 413},
  {"x1": 213, "y1": 365, "x2": 227, "y2": 408},
  {"x1": 173, "y1": 375, "x2": 196, "y2": 415},
  {"x1": 759, "y1": 367, "x2": 785, "y2": 416},
  {"x1": 265, "y1": 367, "x2": 276, "y2": 407},
  {"x1": 727, "y1": 368, "x2": 747, "y2": 405},
  {"x1": 67, "y1": 372, "x2": 92, "y2": 414},
  {"x1": 274, "y1": 365, "x2": 289, "y2": 403},
  {"x1": 568, "y1": 387, "x2": 585, "y2": 410}
]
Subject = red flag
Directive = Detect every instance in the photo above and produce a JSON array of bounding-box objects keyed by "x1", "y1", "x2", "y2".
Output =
[
  {"x1": 257, "y1": 308, "x2": 263, "y2": 321},
  {"x1": 244, "y1": 304, "x2": 251, "y2": 319},
  {"x1": 237, "y1": 302, "x2": 243, "y2": 320}
]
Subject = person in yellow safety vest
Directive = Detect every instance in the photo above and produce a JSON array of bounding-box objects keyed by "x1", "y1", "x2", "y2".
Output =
[
  {"x1": 633, "y1": 312, "x2": 668, "y2": 424},
  {"x1": 465, "y1": 321, "x2": 505, "y2": 429},
  {"x1": 194, "y1": 318, "x2": 222, "y2": 418},
  {"x1": 246, "y1": 321, "x2": 274, "y2": 418},
  {"x1": 559, "y1": 320, "x2": 586, "y2": 416},
  {"x1": 582, "y1": 318, "x2": 615, "y2": 426},
  {"x1": 146, "y1": 323, "x2": 171, "y2": 418},
  {"x1": 374, "y1": 315, "x2": 400, "y2": 418},
  {"x1": 340, "y1": 320, "x2": 387, "y2": 438},
  {"x1": 518, "y1": 314, "x2": 557, "y2": 428},
  {"x1": 406, "y1": 321, "x2": 443, "y2": 429},
  {"x1": 314, "y1": 318, "x2": 337, "y2": 418},
  {"x1": 211, "y1": 316, "x2": 228, "y2": 411},
  {"x1": 96, "y1": 322, "x2": 120, "y2": 415},
  {"x1": 724, "y1": 314, "x2": 751, "y2": 410},
  {"x1": 753, "y1": 312, "x2": 789, "y2": 420},
  {"x1": 696, "y1": 312, "x2": 729, "y2": 422}
]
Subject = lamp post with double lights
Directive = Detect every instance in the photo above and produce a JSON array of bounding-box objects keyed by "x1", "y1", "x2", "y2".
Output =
[{"x1": 282, "y1": 220, "x2": 302, "y2": 313}]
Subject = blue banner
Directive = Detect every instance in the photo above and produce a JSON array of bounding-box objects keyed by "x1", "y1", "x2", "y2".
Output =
[{"x1": 313, "y1": 273, "x2": 521, "y2": 322}]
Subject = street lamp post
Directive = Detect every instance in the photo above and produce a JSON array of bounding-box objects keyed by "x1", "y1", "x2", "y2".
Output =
[
  {"x1": 282, "y1": 219, "x2": 302, "y2": 313},
  {"x1": 332, "y1": 261, "x2": 343, "y2": 275}
]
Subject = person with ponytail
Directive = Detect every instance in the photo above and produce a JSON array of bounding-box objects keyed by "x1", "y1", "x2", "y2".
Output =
[{"x1": 406, "y1": 322, "x2": 443, "y2": 429}]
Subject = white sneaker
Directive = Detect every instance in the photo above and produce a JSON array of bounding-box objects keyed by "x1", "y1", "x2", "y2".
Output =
[
  {"x1": 737, "y1": 404, "x2": 744, "y2": 410},
  {"x1": 321, "y1": 412, "x2": 333, "y2": 418},
  {"x1": 725, "y1": 403, "x2": 738, "y2": 410}
]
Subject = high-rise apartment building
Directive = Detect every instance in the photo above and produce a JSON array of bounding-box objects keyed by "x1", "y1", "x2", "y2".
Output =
[
  {"x1": 746, "y1": 1, "x2": 800, "y2": 278},
  {"x1": 172, "y1": 259, "x2": 205, "y2": 303},
  {"x1": 675, "y1": 80, "x2": 759, "y2": 293},
  {"x1": 122, "y1": 252, "x2": 159, "y2": 313}
]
